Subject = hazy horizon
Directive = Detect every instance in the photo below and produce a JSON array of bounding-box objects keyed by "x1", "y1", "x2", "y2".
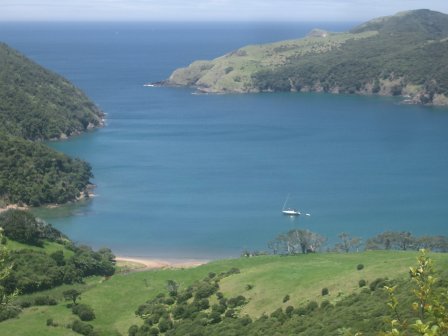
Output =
[{"x1": 1, "y1": 0, "x2": 448, "y2": 22}]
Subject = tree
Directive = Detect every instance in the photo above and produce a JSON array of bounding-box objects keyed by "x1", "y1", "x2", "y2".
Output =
[
  {"x1": 272, "y1": 229, "x2": 326, "y2": 255},
  {"x1": 366, "y1": 231, "x2": 416, "y2": 251},
  {"x1": 0, "y1": 210, "x2": 43, "y2": 246},
  {"x1": 63, "y1": 288, "x2": 82, "y2": 305},
  {"x1": 335, "y1": 232, "x2": 363, "y2": 253},
  {"x1": 0, "y1": 228, "x2": 19, "y2": 320},
  {"x1": 383, "y1": 250, "x2": 448, "y2": 336},
  {"x1": 166, "y1": 280, "x2": 179, "y2": 297}
]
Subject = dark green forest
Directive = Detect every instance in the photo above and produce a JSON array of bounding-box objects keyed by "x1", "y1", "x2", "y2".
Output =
[
  {"x1": 0, "y1": 132, "x2": 92, "y2": 206},
  {"x1": 252, "y1": 10, "x2": 448, "y2": 101},
  {"x1": 0, "y1": 43, "x2": 103, "y2": 141},
  {"x1": 0, "y1": 42, "x2": 102, "y2": 206}
]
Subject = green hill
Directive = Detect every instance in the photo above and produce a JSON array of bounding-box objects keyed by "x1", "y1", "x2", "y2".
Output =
[
  {"x1": 0, "y1": 42, "x2": 102, "y2": 207},
  {"x1": 0, "y1": 250, "x2": 446, "y2": 335},
  {"x1": 0, "y1": 43, "x2": 104, "y2": 141},
  {"x1": 166, "y1": 9, "x2": 448, "y2": 106}
]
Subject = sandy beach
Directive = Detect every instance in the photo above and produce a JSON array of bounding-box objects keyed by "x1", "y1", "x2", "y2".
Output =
[{"x1": 115, "y1": 256, "x2": 208, "y2": 270}]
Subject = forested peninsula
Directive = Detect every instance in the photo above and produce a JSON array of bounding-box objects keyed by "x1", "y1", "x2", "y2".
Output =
[
  {"x1": 0, "y1": 42, "x2": 104, "y2": 207},
  {"x1": 165, "y1": 9, "x2": 448, "y2": 106}
]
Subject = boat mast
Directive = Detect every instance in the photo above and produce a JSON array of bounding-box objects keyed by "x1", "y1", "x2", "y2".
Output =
[{"x1": 282, "y1": 194, "x2": 290, "y2": 210}]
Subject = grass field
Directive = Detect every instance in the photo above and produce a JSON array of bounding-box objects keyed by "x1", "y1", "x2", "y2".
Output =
[
  {"x1": 4, "y1": 238, "x2": 75, "y2": 257},
  {"x1": 0, "y1": 250, "x2": 446, "y2": 335}
]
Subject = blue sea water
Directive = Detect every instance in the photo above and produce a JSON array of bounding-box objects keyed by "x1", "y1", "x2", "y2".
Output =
[{"x1": 1, "y1": 22, "x2": 447, "y2": 260}]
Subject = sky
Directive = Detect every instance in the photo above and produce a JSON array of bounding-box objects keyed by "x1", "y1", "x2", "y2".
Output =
[{"x1": 1, "y1": 0, "x2": 448, "y2": 22}]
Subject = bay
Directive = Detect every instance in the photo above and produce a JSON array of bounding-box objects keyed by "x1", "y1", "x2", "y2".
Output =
[{"x1": 1, "y1": 22, "x2": 447, "y2": 260}]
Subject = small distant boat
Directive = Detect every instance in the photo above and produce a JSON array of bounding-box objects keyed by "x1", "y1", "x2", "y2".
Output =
[
  {"x1": 281, "y1": 194, "x2": 310, "y2": 216},
  {"x1": 282, "y1": 208, "x2": 301, "y2": 216},
  {"x1": 143, "y1": 83, "x2": 155, "y2": 87}
]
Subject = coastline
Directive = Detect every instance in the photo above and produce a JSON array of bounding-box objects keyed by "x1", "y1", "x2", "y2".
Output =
[{"x1": 115, "y1": 256, "x2": 208, "y2": 270}]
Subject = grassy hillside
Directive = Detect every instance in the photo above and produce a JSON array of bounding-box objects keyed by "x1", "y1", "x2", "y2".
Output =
[
  {"x1": 166, "y1": 9, "x2": 448, "y2": 106},
  {"x1": 0, "y1": 251, "x2": 446, "y2": 335},
  {"x1": 0, "y1": 42, "x2": 101, "y2": 207}
]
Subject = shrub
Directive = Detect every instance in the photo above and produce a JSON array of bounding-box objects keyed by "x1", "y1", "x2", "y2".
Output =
[
  {"x1": 359, "y1": 279, "x2": 367, "y2": 288},
  {"x1": 285, "y1": 305, "x2": 294, "y2": 317},
  {"x1": 72, "y1": 304, "x2": 96, "y2": 321},
  {"x1": 246, "y1": 284, "x2": 254, "y2": 290},
  {"x1": 195, "y1": 282, "x2": 217, "y2": 299},
  {"x1": 128, "y1": 325, "x2": 139, "y2": 336},
  {"x1": 0, "y1": 305, "x2": 21, "y2": 322},
  {"x1": 227, "y1": 295, "x2": 247, "y2": 308},
  {"x1": 196, "y1": 298, "x2": 210, "y2": 311},
  {"x1": 361, "y1": 287, "x2": 371, "y2": 295},
  {"x1": 158, "y1": 318, "x2": 173, "y2": 332},
  {"x1": 225, "y1": 309, "x2": 236, "y2": 318},
  {"x1": 208, "y1": 272, "x2": 216, "y2": 279},
  {"x1": 369, "y1": 277, "x2": 387, "y2": 291},
  {"x1": 283, "y1": 294, "x2": 290, "y2": 303},
  {"x1": 321, "y1": 288, "x2": 329, "y2": 296},
  {"x1": 212, "y1": 303, "x2": 226, "y2": 314},
  {"x1": 306, "y1": 301, "x2": 319, "y2": 313},
  {"x1": 46, "y1": 318, "x2": 54, "y2": 326},
  {"x1": 270, "y1": 308, "x2": 286, "y2": 322},
  {"x1": 294, "y1": 307, "x2": 307, "y2": 316},
  {"x1": 177, "y1": 291, "x2": 193, "y2": 303},
  {"x1": 357, "y1": 264, "x2": 364, "y2": 270},
  {"x1": 164, "y1": 297, "x2": 175, "y2": 305},
  {"x1": 71, "y1": 319, "x2": 96, "y2": 336},
  {"x1": 149, "y1": 327, "x2": 159, "y2": 335},
  {"x1": 18, "y1": 299, "x2": 32, "y2": 308},
  {"x1": 209, "y1": 311, "x2": 222, "y2": 324},
  {"x1": 172, "y1": 305, "x2": 187, "y2": 319},
  {"x1": 34, "y1": 295, "x2": 57, "y2": 306},
  {"x1": 320, "y1": 300, "x2": 332, "y2": 309}
]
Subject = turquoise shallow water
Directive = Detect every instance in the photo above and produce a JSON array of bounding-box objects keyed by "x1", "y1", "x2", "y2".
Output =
[{"x1": 1, "y1": 23, "x2": 447, "y2": 259}]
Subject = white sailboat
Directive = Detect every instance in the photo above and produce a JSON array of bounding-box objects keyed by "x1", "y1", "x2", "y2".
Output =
[
  {"x1": 281, "y1": 194, "x2": 311, "y2": 216},
  {"x1": 282, "y1": 194, "x2": 301, "y2": 216}
]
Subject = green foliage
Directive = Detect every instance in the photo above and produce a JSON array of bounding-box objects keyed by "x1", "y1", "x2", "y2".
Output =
[
  {"x1": 383, "y1": 250, "x2": 448, "y2": 336},
  {"x1": 71, "y1": 319, "x2": 97, "y2": 336},
  {"x1": 282, "y1": 294, "x2": 290, "y2": 303},
  {"x1": 359, "y1": 279, "x2": 367, "y2": 288},
  {"x1": 227, "y1": 295, "x2": 247, "y2": 309},
  {"x1": 0, "y1": 133, "x2": 93, "y2": 206},
  {"x1": 0, "y1": 214, "x2": 115, "y2": 297},
  {"x1": 322, "y1": 287, "x2": 329, "y2": 296},
  {"x1": 0, "y1": 228, "x2": 20, "y2": 321},
  {"x1": 271, "y1": 229, "x2": 327, "y2": 255},
  {"x1": 72, "y1": 303, "x2": 96, "y2": 321},
  {"x1": 0, "y1": 43, "x2": 103, "y2": 141},
  {"x1": 366, "y1": 232, "x2": 448, "y2": 252},
  {"x1": 357, "y1": 264, "x2": 365, "y2": 270},
  {"x1": 169, "y1": 10, "x2": 448, "y2": 106},
  {"x1": 0, "y1": 209, "x2": 66, "y2": 246},
  {"x1": 33, "y1": 295, "x2": 57, "y2": 306},
  {"x1": 63, "y1": 289, "x2": 82, "y2": 305},
  {"x1": 0, "y1": 42, "x2": 102, "y2": 207}
]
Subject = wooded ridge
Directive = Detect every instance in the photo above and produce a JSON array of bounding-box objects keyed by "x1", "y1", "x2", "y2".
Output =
[{"x1": 166, "y1": 9, "x2": 448, "y2": 106}]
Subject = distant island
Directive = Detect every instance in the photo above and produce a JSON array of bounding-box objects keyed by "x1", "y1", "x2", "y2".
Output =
[
  {"x1": 164, "y1": 9, "x2": 448, "y2": 106},
  {"x1": 0, "y1": 43, "x2": 104, "y2": 208}
]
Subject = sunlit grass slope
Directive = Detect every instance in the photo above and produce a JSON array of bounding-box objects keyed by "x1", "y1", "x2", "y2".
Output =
[{"x1": 0, "y1": 251, "x2": 447, "y2": 335}]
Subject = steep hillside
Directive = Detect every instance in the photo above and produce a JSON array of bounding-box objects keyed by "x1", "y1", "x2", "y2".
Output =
[
  {"x1": 0, "y1": 43, "x2": 104, "y2": 141},
  {"x1": 0, "y1": 42, "x2": 102, "y2": 207},
  {"x1": 0, "y1": 132, "x2": 92, "y2": 206},
  {"x1": 166, "y1": 9, "x2": 448, "y2": 106}
]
